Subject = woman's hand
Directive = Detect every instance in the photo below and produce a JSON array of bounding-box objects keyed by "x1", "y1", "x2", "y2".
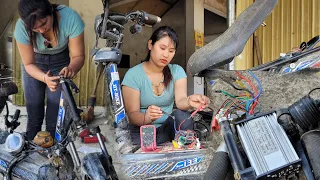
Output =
[
  {"x1": 59, "y1": 66, "x2": 76, "y2": 78},
  {"x1": 187, "y1": 94, "x2": 210, "y2": 110},
  {"x1": 146, "y1": 105, "x2": 163, "y2": 122},
  {"x1": 43, "y1": 70, "x2": 60, "y2": 92}
]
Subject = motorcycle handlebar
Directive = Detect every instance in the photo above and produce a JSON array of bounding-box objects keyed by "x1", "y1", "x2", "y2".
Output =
[
  {"x1": 141, "y1": 11, "x2": 161, "y2": 26},
  {"x1": 13, "y1": 109, "x2": 20, "y2": 121}
]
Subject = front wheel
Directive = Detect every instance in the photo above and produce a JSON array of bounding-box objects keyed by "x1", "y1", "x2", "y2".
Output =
[{"x1": 82, "y1": 152, "x2": 118, "y2": 180}]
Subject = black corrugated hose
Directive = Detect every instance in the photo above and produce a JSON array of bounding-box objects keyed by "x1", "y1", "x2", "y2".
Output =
[
  {"x1": 288, "y1": 95, "x2": 320, "y2": 132},
  {"x1": 204, "y1": 142, "x2": 230, "y2": 180},
  {"x1": 301, "y1": 130, "x2": 320, "y2": 179}
]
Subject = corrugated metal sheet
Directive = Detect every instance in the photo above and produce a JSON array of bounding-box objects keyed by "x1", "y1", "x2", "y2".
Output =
[
  {"x1": 234, "y1": 0, "x2": 254, "y2": 70},
  {"x1": 235, "y1": 0, "x2": 320, "y2": 70}
]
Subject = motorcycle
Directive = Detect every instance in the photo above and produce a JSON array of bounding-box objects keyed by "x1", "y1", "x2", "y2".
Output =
[{"x1": 0, "y1": 74, "x2": 119, "y2": 179}]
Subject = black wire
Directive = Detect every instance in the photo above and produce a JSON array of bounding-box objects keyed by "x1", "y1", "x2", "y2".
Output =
[
  {"x1": 229, "y1": 102, "x2": 247, "y2": 111},
  {"x1": 277, "y1": 108, "x2": 291, "y2": 118},
  {"x1": 214, "y1": 90, "x2": 239, "y2": 98},
  {"x1": 194, "y1": 120, "x2": 210, "y2": 132},
  {"x1": 194, "y1": 120, "x2": 210, "y2": 142},
  {"x1": 4, "y1": 101, "x2": 11, "y2": 129},
  {"x1": 5, "y1": 101, "x2": 9, "y2": 120},
  {"x1": 5, "y1": 152, "x2": 29, "y2": 180},
  {"x1": 207, "y1": 107, "x2": 214, "y2": 111},
  {"x1": 278, "y1": 112, "x2": 291, "y2": 118},
  {"x1": 220, "y1": 78, "x2": 254, "y2": 97},
  {"x1": 308, "y1": 88, "x2": 320, "y2": 97}
]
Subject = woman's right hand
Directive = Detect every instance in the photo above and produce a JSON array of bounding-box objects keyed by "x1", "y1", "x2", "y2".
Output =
[
  {"x1": 146, "y1": 105, "x2": 163, "y2": 122},
  {"x1": 43, "y1": 70, "x2": 60, "y2": 92}
]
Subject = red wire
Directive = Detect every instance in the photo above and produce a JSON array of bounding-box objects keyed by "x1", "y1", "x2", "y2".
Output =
[
  {"x1": 179, "y1": 104, "x2": 204, "y2": 131},
  {"x1": 213, "y1": 98, "x2": 231, "y2": 121},
  {"x1": 235, "y1": 71, "x2": 259, "y2": 114},
  {"x1": 249, "y1": 99, "x2": 259, "y2": 115},
  {"x1": 235, "y1": 71, "x2": 258, "y2": 95},
  {"x1": 178, "y1": 119, "x2": 186, "y2": 131},
  {"x1": 190, "y1": 105, "x2": 203, "y2": 117},
  {"x1": 249, "y1": 98, "x2": 258, "y2": 115}
]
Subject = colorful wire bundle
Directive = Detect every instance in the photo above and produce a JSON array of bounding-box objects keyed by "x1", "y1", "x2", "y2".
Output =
[
  {"x1": 215, "y1": 71, "x2": 262, "y2": 117},
  {"x1": 174, "y1": 130, "x2": 197, "y2": 149},
  {"x1": 172, "y1": 105, "x2": 204, "y2": 149}
]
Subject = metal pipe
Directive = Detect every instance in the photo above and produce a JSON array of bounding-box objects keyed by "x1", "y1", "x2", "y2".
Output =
[
  {"x1": 115, "y1": 34, "x2": 124, "y2": 49},
  {"x1": 69, "y1": 141, "x2": 81, "y2": 168},
  {"x1": 227, "y1": 0, "x2": 236, "y2": 70},
  {"x1": 97, "y1": 132, "x2": 110, "y2": 157}
]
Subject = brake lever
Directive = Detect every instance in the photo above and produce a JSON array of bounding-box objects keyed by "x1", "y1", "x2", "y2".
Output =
[
  {"x1": 60, "y1": 77, "x2": 80, "y2": 93},
  {"x1": 67, "y1": 79, "x2": 80, "y2": 93}
]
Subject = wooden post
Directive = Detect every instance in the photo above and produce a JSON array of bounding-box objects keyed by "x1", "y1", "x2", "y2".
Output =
[{"x1": 254, "y1": 35, "x2": 262, "y2": 66}]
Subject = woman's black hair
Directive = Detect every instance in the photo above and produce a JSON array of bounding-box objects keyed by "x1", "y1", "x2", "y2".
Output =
[
  {"x1": 144, "y1": 26, "x2": 179, "y2": 88},
  {"x1": 18, "y1": 0, "x2": 59, "y2": 48}
]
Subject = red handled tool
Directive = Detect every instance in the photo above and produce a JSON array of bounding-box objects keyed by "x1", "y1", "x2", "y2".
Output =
[
  {"x1": 79, "y1": 128, "x2": 105, "y2": 144},
  {"x1": 82, "y1": 135, "x2": 105, "y2": 143}
]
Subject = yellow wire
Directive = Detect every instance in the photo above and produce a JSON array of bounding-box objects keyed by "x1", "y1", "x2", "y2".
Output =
[{"x1": 236, "y1": 79, "x2": 250, "y2": 98}]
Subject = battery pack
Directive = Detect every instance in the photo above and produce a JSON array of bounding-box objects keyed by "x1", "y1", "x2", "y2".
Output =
[{"x1": 236, "y1": 112, "x2": 301, "y2": 178}]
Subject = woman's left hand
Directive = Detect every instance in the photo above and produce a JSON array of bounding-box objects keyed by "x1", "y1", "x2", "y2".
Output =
[
  {"x1": 187, "y1": 94, "x2": 210, "y2": 110},
  {"x1": 59, "y1": 67, "x2": 76, "y2": 78}
]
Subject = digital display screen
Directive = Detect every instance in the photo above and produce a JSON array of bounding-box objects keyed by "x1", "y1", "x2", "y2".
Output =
[{"x1": 142, "y1": 127, "x2": 154, "y2": 133}]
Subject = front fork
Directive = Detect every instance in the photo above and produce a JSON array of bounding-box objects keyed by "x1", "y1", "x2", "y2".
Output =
[
  {"x1": 55, "y1": 80, "x2": 82, "y2": 169},
  {"x1": 69, "y1": 141, "x2": 81, "y2": 168},
  {"x1": 81, "y1": 124, "x2": 119, "y2": 179},
  {"x1": 105, "y1": 63, "x2": 128, "y2": 128}
]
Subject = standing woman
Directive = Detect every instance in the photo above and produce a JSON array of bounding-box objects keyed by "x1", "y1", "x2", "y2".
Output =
[{"x1": 14, "y1": 0, "x2": 85, "y2": 140}]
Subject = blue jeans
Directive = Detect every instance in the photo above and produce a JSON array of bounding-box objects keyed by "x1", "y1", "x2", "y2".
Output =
[
  {"x1": 22, "y1": 48, "x2": 70, "y2": 140},
  {"x1": 129, "y1": 109, "x2": 194, "y2": 145}
]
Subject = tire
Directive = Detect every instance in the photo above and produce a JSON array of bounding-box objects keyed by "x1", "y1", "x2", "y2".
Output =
[
  {"x1": 203, "y1": 151, "x2": 230, "y2": 180},
  {"x1": 82, "y1": 153, "x2": 114, "y2": 180}
]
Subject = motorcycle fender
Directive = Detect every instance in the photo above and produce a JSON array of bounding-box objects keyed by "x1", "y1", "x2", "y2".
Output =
[{"x1": 82, "y1": 153, "x2": 109, "y2": 179}]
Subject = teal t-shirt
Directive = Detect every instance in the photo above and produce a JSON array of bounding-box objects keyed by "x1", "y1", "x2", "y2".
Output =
[
  {"x1": 122, "y1": 63, "x2": 187, "y2": 127},
  {"x1": 14, "y1": 5, "x2": 85, "y2": 55}
]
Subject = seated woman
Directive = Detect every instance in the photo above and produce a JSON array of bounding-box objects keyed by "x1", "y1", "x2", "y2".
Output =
[{"x1": 122, "y1": 26, "x2": 210, "y2": 145}]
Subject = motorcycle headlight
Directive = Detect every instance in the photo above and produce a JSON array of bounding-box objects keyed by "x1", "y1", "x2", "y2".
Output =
[{"x1": 4, "y1": 133, "x2": 25, "y2": 155}]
